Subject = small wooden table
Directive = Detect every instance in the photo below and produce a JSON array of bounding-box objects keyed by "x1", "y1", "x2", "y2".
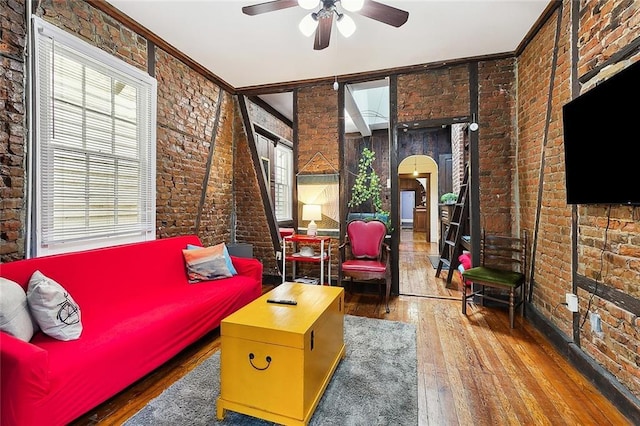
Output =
[
  {"x1": 216, "y1": 283, "x2": 345, "y2": 425},
  {"x1": 282, "y1": 234, "x2": 332, "y2": 285}
]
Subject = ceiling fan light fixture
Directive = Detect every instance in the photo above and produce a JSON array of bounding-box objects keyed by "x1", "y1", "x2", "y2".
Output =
[
  {"x1": 299, "y1": 13, "x2": 319, "y2": 37},
  {"x1": 341, "y1": 0, "x2": 364, "y2": 12},
  {"x1": 336, "y1": 13, "x2": 356, "y2": 38},
  {"x1": 298, "y1": 0, "x2": 320, "y2": 10}
]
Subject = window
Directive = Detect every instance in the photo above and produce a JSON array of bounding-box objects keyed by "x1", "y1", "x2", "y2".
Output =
[
  {"x1": 32, "y1": 17, "x2": 157, "y2": 256},
  {"x1": 274, "y1": 143, "x2": 293, "y2": 221}
]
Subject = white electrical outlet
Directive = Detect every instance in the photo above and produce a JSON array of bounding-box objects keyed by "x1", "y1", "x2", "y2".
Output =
[{"x1": 566, "y1": 293, "x2": 579, "y2": 312}]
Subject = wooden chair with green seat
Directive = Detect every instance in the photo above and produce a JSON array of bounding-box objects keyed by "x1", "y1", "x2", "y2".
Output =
[{"x1": 461, "y1": 229, "x2": 528, "y2": 328}]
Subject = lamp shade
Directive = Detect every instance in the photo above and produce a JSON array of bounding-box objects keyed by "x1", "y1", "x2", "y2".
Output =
[
  {"x1": 299, "y1": 13, "x2": 318, "y2": 37},
  {"x1": 302, "y1": 204, "x2": 322, "y2": 221},
  {"x1": 336, "y1": 13, "x2": 356, "y2": 38},
  {"x1": 341, "y1": 0, "x2": 364, "y2": 12}
]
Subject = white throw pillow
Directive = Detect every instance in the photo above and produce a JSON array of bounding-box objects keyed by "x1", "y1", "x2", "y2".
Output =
[
  {"x1": 27, "y1": 271, "x2": 83, "y2": 341},
  {"x1": 0, "y1": 277, "x2": 36, "y2": 342}
]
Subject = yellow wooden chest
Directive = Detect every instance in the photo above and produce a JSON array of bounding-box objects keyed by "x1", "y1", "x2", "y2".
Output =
[{"x1": 216, "y1": 283, "x2": 345, "y2": 425}]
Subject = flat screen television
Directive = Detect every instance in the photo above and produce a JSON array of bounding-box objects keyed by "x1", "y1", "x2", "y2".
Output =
[{"x1": 562, "y1": 59, "x2": 640, "y2": 205}]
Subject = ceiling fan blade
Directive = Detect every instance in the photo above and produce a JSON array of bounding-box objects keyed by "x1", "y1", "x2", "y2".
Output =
[
  {"x1": 314, "y1": 13, "x2": 333, "y2": 50},
  {"x1": 242, "y1": 0, "x2": 299, "y2": 16},
  {"x1": 358, "y1": 0, "x2": 409, "y2": 27}
]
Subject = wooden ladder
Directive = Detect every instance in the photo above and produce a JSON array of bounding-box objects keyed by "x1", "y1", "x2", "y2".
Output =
[{"x1": 436, "y1": 164, "x2": 470, "y2": 284}]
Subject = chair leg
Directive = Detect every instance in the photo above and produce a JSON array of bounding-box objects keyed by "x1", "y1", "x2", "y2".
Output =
[
  {"x1": 462, "y1": 283, "x2": 468, "y2": 315},
  {"x1": 384, "y1": 277, "x2": 390, "y2": 313},
  {"x1": 509, "y1": 288, "x2": 515, "y2": 328}
]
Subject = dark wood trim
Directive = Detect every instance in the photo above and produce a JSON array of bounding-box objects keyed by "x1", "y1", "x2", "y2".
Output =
[
  {"x1": 292, "y1": 89, "x2": 299, "y2": 229},
  {"x1": 579, "y1": 34, "x2": 640, "y2": 83},
  {"x1": 85, "y1": 0, "x2": 235, "y2": 94},
  {"x1": 237, "y1": 95, "x2": 282, "y2": 256},
  {"x1": 468, "y1": 62, "x2": 480, "y2": 267},
  {"x1": 247, "y1": 96, "x2": 293, "y2": 127},
  {"x1": 253, "y1": 123, "x2": 291, "y2": 146},
  {"x1": 236, "y1": 52, "x2": 514, "y2": 96},
  {"x1": 569, "y1": 0, "x2": 581, "y2": 345},
  {"x1": 528, "y1": 3, "x2": 563, "y2": 300},
  {"x1": 389, "y1": 74, "x2": 400, "y2": 296},
  {"x1": 0, "y1": 51, "x2": 23, "y2": 62},
  {"x1": 576, "y1": 275, "x2": 640, "y2": 316},
  {"x1": 395, "y1": 115, "x2": 471, "y2": 130},
  {"x1": 81, "y1": 0, "x2": 565, "y2": 101},
  {"x1": 194, "y1": 89, "x2": 224, "y2": 235},
  {"x1": 514, "y1": 0, "x2": 562, "y2": 56},
  {"x1": 146, "y1": 40, "x2": 155, "y2": 77},
  {"x1": 527, "y1": 303, "x2": 640, "y2": 424},
  {"x1": 337, "y1": 81, "x2": 346, "y2": 266}
]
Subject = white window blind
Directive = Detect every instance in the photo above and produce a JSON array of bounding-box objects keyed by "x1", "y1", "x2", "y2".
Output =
[
  {"x1": 274, "y1": 144, "x2": 293, "y2": 221},
  {"x1": 32, "y1": 17, "x2": 157, "y2": 256}
]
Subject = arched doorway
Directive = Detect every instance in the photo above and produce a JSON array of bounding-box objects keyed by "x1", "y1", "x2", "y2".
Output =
[{"x1": 397, "y1": 155, "x2": 438, "y2": 242}]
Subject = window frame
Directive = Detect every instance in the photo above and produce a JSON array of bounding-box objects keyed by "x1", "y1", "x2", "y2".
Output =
[
  {"x1": 30, "y1": 16, "x2": 157, "y2": 257},
  {"x1": 274, "y1": 142, "x2": 293, "y2": 222}
]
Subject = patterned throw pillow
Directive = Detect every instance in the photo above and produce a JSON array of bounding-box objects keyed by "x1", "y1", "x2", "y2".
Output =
[
  {"x1": 183, "y1": 243, "x2": 233, "y2": 283},
  {"x1": 186, "y1": 243, "x2": 237, "y2": 276},
  {"x1": 27, "y1": 271, "x2": 82, "y2": 341},
  {"x1": 0, "y1": 277, "x2": 37, "y2": 342}
]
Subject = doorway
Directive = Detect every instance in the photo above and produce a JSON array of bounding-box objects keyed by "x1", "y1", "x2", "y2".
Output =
[
  {"x1": 400, "y1": 190, "x2": 415, "y2": 229},
  {"x1": 395, "y1": 126, "x2": 461, "y2": 298}
]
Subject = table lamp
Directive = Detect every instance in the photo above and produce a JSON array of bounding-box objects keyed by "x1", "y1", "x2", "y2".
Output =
[{"x1": 302, "y1": 204, "x2": 322, "y2": 236}]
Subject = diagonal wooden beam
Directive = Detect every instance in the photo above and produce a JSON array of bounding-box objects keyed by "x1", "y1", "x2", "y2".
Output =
[{"x1": 344, "y1": 85, "x2": 371, "y2": 137}]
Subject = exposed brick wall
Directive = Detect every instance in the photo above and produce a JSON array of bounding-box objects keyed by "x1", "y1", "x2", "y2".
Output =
[
  {"x1": 197, "y1": 92, "x2": 237, "y2": 246},
  {"x1": 2, "y1": 0, "x2": 639, "y2": 403},
  {"x1": 0, "y1": 0, "x2": 26, "y2": 261},
  {"x1": 397, "y1": 65, "x2": 470, "y2": 122},
  {"x1": 519, "y1": 0, "x2": 640, "y2": 398},
  {"x1": 451, "y1": 124, "x2": 465, "y2": 194},
  {"x1": 296, "y1": 85, "x2": 339, "y2": 174},
  {"x1": 577, "y1": 0, "x2": 640, "y2": 76},
  {"x1": 248, "y1": 100, "x2": 293, "y2": 142},
  {"x1": 154, "y1": 48, "x2": 232, "y2": 241},
  {"x1": 36, "y1": 0, "x2": 147, "y2": 72},
  {"x1": 233, "y1": 101, "x2": 279, "y2": 275},
  {"x1": 295, "y1": 85, "x2": 340, "y2": 279},
  {"x1": 478, "y1": 58, "x2": 517, "y2": 236},
  {"x1": 517, "y1": 4, "x2": 574, "y2": 334},
  {"x1": 1, "y1": 1, "x2": 278, "y2": 273}
]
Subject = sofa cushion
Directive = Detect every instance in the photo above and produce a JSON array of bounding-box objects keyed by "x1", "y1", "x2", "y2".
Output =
[
  {"x1": 0, "y1": 277, "x2": 36, "y2": 342},
  {"x1": 27, "y1": 271, "x2": 83, "y2": 341},
  {"x1": 182, "y1": 243, "x2": 233, "y2": 283},
  {"x1": 187, "y1": 243, "x2": 237, "y2": 275}
]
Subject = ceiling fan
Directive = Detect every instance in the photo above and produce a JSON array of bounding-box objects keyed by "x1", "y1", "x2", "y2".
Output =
[{"x1": 242, "y1": 0, "x2": 409, "y2": 50}]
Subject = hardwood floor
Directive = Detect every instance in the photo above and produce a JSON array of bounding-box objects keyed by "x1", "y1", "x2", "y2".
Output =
[{"x1": 73, "y1": 230, "x2": 631, "y2": 425}]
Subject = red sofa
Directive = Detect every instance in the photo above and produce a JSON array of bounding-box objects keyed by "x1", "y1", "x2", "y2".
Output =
[{"x1": 0, "y1": 235, "x2": 262, "y2": 426}]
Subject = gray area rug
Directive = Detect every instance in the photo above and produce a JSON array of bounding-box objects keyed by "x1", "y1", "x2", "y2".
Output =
[
  {"x1": 124, "y1": 315, "x2": 417, "y2": 425},
  {"x1": 429, "y1": 254, "x2": 448, "y2": 269}
]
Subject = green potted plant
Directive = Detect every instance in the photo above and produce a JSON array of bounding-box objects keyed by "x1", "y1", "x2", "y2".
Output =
[
  {"x1": 347, "y1": 147, "x2": 391, "y2": 231},
  {"x1": 440, "y1": 192, "x2": 458, "y2": 204}
]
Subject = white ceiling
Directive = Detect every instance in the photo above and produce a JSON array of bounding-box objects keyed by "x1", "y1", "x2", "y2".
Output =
[{"x1": 105, "y1": 0, "x2": 550, "y2": 123}]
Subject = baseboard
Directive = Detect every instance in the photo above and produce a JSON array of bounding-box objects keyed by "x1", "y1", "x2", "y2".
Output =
[
  {"x1": 262, "y1": 274, "x2": 282, "y2": 285},
  {"x1": 527, "y1": 303, "x2": 640, "y2": 424}
]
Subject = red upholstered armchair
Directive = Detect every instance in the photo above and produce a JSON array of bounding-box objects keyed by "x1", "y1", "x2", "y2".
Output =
[{"x1": 339, "y1": 219, "x2": 391, "y2": 313}]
